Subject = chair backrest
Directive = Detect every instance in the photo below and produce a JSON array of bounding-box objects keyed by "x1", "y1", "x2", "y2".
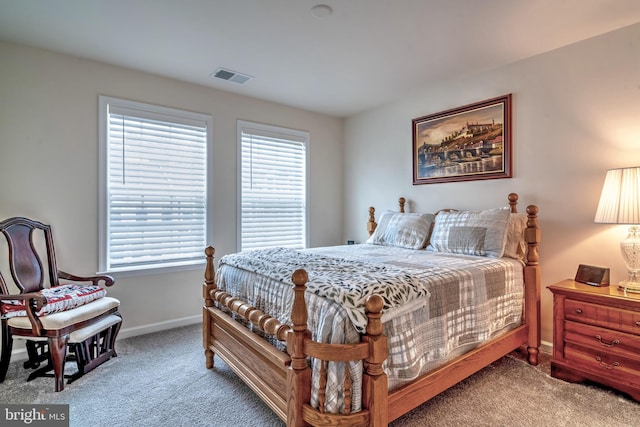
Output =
[{"x1": 0, "y1": 217, "x2": 59, "y2": 295}]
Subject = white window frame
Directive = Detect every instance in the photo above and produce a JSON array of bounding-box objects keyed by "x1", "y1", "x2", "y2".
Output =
[
  {"x1": 237, "y1": 120, "x2": 309, "y2": 251},
  {"x1": 98, "y1": 96, "x2": 213, "y2": 276}
]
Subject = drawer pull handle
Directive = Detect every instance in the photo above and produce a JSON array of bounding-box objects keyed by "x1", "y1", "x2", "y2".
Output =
[
  {"x1": 575, "y1": 309, "x2": 583, "y2": 314},
  {"x1": 595, "y1": 356, "x2": 620, "y2": 370},
  {"x1": 636, "y1": 321, "x2": 640, "y2": 327},
  {"x1": 595, "y1": 335, "x2": 620, "y2": 347}
]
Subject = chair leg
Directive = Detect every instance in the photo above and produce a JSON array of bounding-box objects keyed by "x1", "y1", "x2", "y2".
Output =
[
  {"x1": 107, "y1": 319, "x2": 121, "y2": 357},
  {"x1": 0, "y1": 323, "x2": 13, "y2": 382},
  {"x1": 49, "y1": 335, "x2": 69, "y2": 392}
]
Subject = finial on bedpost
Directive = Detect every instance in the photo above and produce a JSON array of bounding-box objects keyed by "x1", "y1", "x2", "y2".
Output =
[
  {"x1": 362, "y1": 294, "x2": 388, "y2": 425},
  {"x1": 203, "y1": 246, "x2": 216, "y2": 369},
  {"x1": 368, "y1": 207, "x2": 377, "y2": 236},
  {"x1": 365, "y1": 295, "x2": 384, "y2": 338},
  {"x1": 204, "y1": 246, "x2": 216, "y2": 287},
  {"x1": 287, "y1": 269, "x2": 312, "y2": 426},
  {"x1": 399, "y1": 197, "x2": 406, "y2": 213},
  {"x1": 508, "y1": 193, "x2": 518, "y2": 213}
]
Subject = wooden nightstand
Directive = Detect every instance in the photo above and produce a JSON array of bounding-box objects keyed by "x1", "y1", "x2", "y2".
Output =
[{"x1": 548, "y1": 279, "x2": 640, "y2": 401}]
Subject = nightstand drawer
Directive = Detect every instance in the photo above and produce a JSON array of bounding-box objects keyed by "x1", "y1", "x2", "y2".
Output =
[
  {"x1": 565, "y1": 343, "x2": 640, "y2": 381},
  {"x1": 564, "y1": 320, "x2": 640, "y2": 356},
  {"x1": 564, "y1": 344, "x2": 640, "y2": 385},
  {"x1": 565, "y1": 299, "x2": 640, "y2": 334}
]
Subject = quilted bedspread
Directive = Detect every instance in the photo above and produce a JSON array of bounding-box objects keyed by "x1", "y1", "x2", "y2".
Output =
[
  {"x1": 219, "y1": 246, "x2": 434, "y2": 332},
  {"x1": 217, "y1": 244, "x2": 524, "y2": 414}
]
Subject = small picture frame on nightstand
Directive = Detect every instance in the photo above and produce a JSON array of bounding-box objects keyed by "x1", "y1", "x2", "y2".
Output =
[{"x1": 575, "y1": 264, "x2": 610, "y2": 287}]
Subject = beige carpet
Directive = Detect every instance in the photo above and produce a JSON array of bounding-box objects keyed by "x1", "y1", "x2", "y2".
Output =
[
  {"x1": 391, "y1": 352, "x2": 639, "y2": 426},
  {"x1": 1, "y1": 324, "x2": 639, "y2": 426}
]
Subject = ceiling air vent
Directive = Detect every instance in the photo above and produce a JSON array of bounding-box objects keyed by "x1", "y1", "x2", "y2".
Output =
[{"x1": 211, "y1": 68, "x2": 253, "y2": 84}]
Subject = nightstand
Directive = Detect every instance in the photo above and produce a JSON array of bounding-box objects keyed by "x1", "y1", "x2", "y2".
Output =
[{"x1": 548, "y1": 279, "x2": 640, "y2": 401}]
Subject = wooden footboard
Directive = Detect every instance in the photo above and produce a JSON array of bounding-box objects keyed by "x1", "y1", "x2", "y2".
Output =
[
  {"x1": 203, "y1": 193, "x2": 541, "y2": 427},
  {"x1": 203, "y1": 248, "x2": 389, "y2": 426},
  {"x1": 203, "y1": 246, "x2": 291, "y2": 419}
]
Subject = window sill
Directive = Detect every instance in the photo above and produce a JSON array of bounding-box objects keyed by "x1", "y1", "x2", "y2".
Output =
[{"x1": 98, "y1": 260, "x2": 205, "y2": 279}]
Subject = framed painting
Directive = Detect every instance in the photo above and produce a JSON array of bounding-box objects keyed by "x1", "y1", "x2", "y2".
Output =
[{"x1": 412, "y1": 94, "x2": 512, "y2": 185}]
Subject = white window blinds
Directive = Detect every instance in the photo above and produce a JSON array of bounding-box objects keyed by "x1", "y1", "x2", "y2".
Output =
[
  {"x1": 99, "y1": 96, "x2": 211, "y2": 272},
  {"x1": 239, "y1": 121, "x2": 308, "y2": 251}
]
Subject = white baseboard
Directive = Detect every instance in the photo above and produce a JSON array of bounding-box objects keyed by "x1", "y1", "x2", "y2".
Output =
[
  {"x1": 116, "y1": 314, "x2": 201, "y2": 339},
  {"x1": 10, "y1": 315, "x2": 201, "y2": 361},
  {"x1": 10, "y1": 347, "x2": 29, "y2": 362}
]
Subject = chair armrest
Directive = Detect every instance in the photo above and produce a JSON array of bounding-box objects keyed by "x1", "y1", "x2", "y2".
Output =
[
  {"x1": 0, "y1": 292, "x2": 47, "y2": 308},
  {"x1": 58, "y1": 270, "x2": 115, "y2": 287},
  {"x1": 0, "y1": 292, "x2": 46, "y2": 336}
]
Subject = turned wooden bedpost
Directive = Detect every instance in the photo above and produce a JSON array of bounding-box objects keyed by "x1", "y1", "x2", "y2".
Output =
[
  {"x1": 287, "y1": 269, "x2": 312, "y2": 427},
  {"x1": 367, "y1": 207, "x2": 377, "y2": 236},
  {"x1": 361, "y1": 295, "x2": 388, "y2": 427},
  {"x1": 508, "y1": 192, "x2": 518, "y2": 213},
  {"x1": 203, "y1": 246, "x2": 216, "y2": 369},
  {"x1": 399, "y1": 197, "x2": 406, "y2": 213},
  {"x1": 524, "y1": 205, "x2": 541, "y2": 366}
]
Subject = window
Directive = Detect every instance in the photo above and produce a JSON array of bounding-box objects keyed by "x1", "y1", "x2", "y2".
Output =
[
  {"x1": 98, "y1": 96, "x2": 212, "y2": 274},
  {"x1": 238, "y1": 121, "x2": 308, "y2": 251}
]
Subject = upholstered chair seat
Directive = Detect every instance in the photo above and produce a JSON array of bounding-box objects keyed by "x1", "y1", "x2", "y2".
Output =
[{"x1": 6, "y1": 297, "x2": 120, "y2": 331}]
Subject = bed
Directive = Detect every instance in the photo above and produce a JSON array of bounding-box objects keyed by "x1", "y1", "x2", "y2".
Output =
[{"x1": 202, "y1": 193, "x2": 540, "y2": 426}]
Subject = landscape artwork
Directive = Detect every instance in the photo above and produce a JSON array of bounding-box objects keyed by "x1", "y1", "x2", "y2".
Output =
[{"x1": 412, "y1": 94, "x2": 512, "y2": 185}]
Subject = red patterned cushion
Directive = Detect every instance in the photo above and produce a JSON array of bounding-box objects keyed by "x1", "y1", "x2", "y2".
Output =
[{"x1": 1, "y1": 284, "x2": 107, "y2": 318}]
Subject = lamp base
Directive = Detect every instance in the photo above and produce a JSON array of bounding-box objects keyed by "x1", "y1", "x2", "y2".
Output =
[
  {"x1": 618, "y1": 280, "x2": 640, "y2": 294},
  {"x1": 619, "y1": 226, "x2": 640, "y2": 294}
]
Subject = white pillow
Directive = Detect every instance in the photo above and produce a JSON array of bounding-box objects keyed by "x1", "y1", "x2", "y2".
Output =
[
  {"x1": 427, "y1": 208, "x2": 510, "y2": 258},
  {"x1": 367, "y1": 212, "x2": 435, "y2": 249},
  {"x1": 504, "y1": 213, "x2": 528, "y2": 260}
]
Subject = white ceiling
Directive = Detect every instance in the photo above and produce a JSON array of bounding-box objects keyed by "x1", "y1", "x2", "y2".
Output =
[{"x1": 1, "y1": 0, "x2": 640, "y2": 117}]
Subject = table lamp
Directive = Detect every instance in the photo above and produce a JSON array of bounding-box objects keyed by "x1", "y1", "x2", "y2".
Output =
[{"x1": 594, "y1": 167, "x2": 640, "y2": 293}]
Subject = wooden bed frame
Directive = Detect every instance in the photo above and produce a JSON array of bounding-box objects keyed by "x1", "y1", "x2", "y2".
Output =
[{"x1": 202, "y1": 193, "x2": 540, "y2": 426}]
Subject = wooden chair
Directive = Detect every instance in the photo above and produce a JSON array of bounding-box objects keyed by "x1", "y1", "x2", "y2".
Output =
[{"x1": 0, "y1": 217, "x2": 122, "y2": 391}]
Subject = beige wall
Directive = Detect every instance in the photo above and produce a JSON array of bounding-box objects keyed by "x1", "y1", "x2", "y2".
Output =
[
  {"x1": 0, "y1": 41, "x2": 344, "y2": 337},
  {"x1": 343, "y1": 22, "x2": 640, "y2": 346}
]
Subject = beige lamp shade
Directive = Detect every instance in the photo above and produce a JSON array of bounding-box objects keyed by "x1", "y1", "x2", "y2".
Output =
[{"x1": 594, "y1": 167, "x2": 640, "y2": 225}]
